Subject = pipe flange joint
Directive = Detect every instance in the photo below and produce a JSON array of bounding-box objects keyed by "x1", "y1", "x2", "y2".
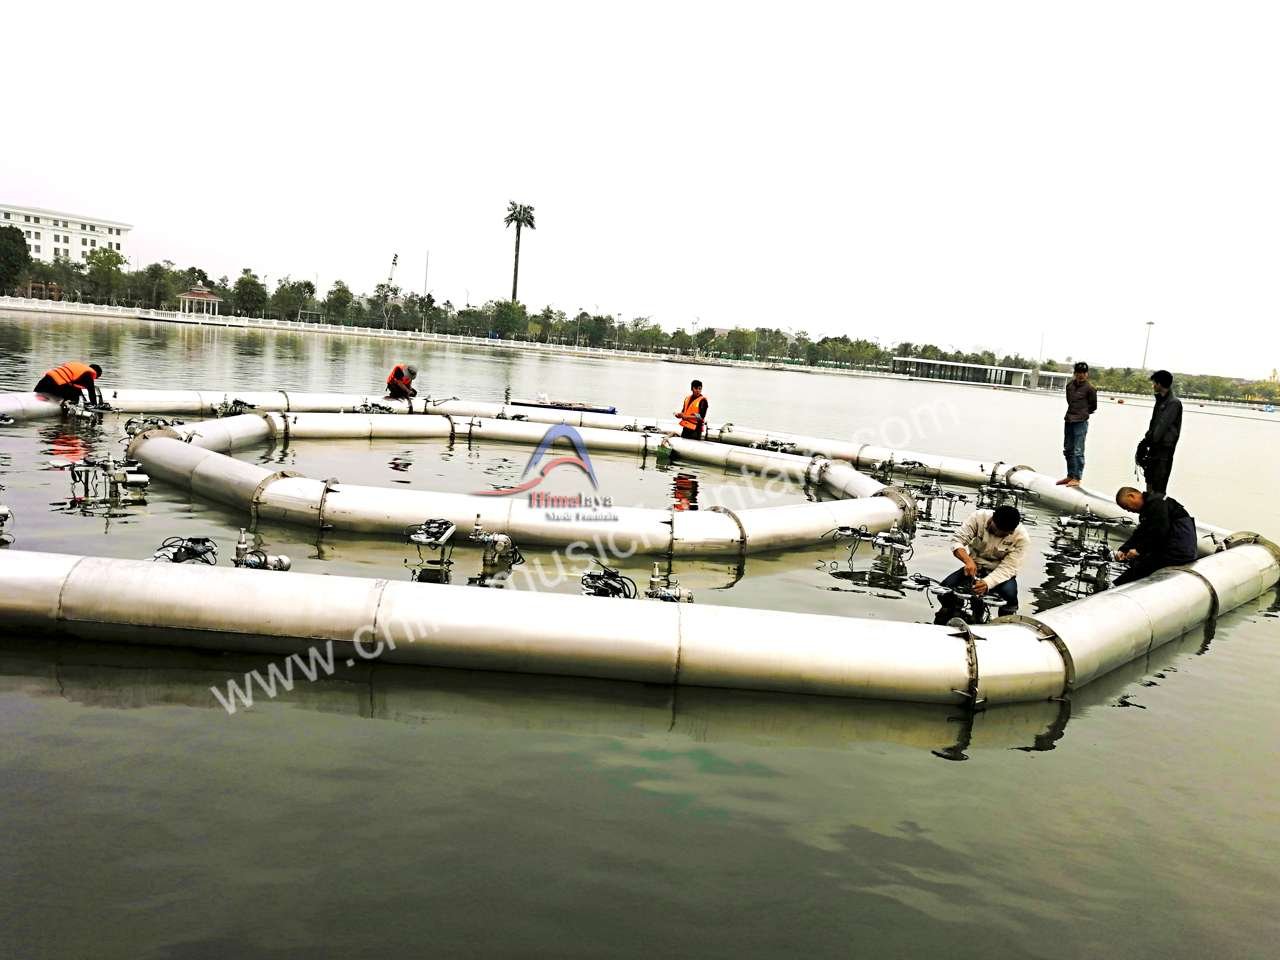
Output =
[
  {"x1": 947, "y1": 619, "x2": 984, "y2": 709},
  {"x1": 708, "y1": 505, "x2": 747, "y2": 555},
  {"x1": 249, "y1": 469, "x2": 301, "y2": 527},
  {"x1": 125, "y1": 426, "x2": 182, "y2": 459},
  {"x1": 989, "y1": 612, "x2": 1077, "y2": 696},
  {"x1": 874, "y1": 485, "x2": 918, "y2": 533},
  {"x1": 1001, "y1": 463, "x2": 1036, "y2": 486},
  {"x1": 805, "y1": 455, "x2": 830, "y2": 487},
  {"x1": 1222, "y1": 531, "x2": 1280, "y2": 565},
  {"x1": 1164, "y1": 565, "x2": 1223, "y2": 641}
]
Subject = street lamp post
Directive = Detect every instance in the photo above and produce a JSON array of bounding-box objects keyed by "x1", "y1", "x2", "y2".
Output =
[{"x1": 1141, "y1": 321, "x2": 1155, "y2": 369}]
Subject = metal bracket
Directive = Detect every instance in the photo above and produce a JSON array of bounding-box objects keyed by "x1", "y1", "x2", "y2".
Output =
[
  {"x1": 280, "y1": 389, "x2": 291, "y2": 413},
  {"x1": 989, "y1": 612, "x2": 1077, "y2": 697}
]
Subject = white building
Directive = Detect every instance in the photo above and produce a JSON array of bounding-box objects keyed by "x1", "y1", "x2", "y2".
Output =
[
  {"x1": 892, "y1": 356, "x2": 1033, "y2": 388},
  {"x1": 0, "y1": 203, "x2": 132, "y2": 265}
]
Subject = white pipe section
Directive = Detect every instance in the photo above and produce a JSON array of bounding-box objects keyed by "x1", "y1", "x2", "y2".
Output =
[
  {"x1": 1, "y1": 544, "x2": 1273, "y2": 704},
  {"x1": 127, "y1": 414, "x2": 898, "y2": 557},
  {"x1": 183, "y1": 413, "x2": 902, "y2": 553},
  {"x1": 0, "y1": 383, "x2": 1229, "y2": 546},
  {"x1": 0, "y1": 387, "x2": 684, "y2": 431},
  {"x1": 710, "y1": 424, "x2": 1229, "y2": 555}
]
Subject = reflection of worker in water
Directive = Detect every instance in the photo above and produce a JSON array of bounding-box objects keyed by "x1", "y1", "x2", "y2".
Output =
[
  {"x1": 386, "y1": 363, "x2": 418, "y2": 400},
  {"x1": 50, "y1": 433, "x2": 89, "y2": 463},
  {"x1": 672, "y1": 473, "x2": 699, "y2": 511},
  {"x1": 676, "y1": 379, "x2": 708, "y2": 439},
  {"x1": 35, "y1": 362, "x2": 103, "y2": 405}
]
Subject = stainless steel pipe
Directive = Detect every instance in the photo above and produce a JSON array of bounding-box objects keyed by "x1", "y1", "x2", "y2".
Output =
[{"x1": 1, "y1": 543, "x2": 1273, "y2": 704}]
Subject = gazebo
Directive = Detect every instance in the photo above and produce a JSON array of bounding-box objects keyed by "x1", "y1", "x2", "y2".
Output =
[{"x1": 178, "y1": 282, "x2": 222, "y2": 316}]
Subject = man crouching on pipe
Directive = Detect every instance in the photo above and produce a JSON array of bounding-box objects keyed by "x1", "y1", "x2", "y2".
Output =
[
  {"x1": 1112, "y1": 486, "x2": 1198, "y2": 586},
  {"x1": 933, "y1": 505, "x2": 1028, "y2": 625}
]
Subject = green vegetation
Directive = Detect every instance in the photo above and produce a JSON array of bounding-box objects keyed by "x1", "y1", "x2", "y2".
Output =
[
  {"x1": 0, "y1": 225, "x2": 32, "y2": 291},
  {"x1": 6, "y1": 255, "x2": 1277, "y2": 404},
  {"x1": 504, "y1": 202, "x2": 535, "y2": 302}
]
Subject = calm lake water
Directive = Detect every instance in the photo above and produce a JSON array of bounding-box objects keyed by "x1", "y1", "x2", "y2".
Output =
[{"x1": 1, "y1": 311, "x2": 1278, "y2": 959}]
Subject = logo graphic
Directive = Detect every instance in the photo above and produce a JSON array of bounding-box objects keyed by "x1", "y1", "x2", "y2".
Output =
[{"x1": 478, "y1": 424, "x2": 599, "y2": 497}]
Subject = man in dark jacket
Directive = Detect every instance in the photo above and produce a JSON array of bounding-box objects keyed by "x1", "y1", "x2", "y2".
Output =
[
  {"x1": 1058, "y1": 361, "x2": 1098, "y2": 487},
  {"x1": 1112, "y1": 486, "x2": 1198, "y2": 585},
  {"x1": 1136, "y1": 370, "x2": 1182, "y2": 496}
]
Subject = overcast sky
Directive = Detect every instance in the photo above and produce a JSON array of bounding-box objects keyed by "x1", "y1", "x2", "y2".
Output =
[{"x1": 4, "y1": 2, "x2": 1277, "y2": 378}]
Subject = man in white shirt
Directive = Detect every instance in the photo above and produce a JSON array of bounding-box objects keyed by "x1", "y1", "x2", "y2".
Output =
[{"x1": 932, "y1": 505, "x2": 1030, "y2": 624}]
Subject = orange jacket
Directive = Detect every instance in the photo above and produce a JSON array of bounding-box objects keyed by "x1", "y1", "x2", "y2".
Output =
[
  {"x1": 387, "y1": 364, "x2": 413, "y2": 389},
  {"x1": 45, "y1": 362, "x2": 97, "y2": 386},
  {"x1": 679, "y1": 393, "x2": 707, "y2": 431}
]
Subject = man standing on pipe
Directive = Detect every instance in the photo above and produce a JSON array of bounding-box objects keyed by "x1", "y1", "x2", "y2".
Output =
[
  {"x1": 1112, "y1": 487, "x2": 1198, "y2": 585},
  {"x1": 676, "y1": 380, "x2": 708, "y2": 440},
  {"x1": 1136, "y1": 370, "x2": 1182, "y2": 497},
  {"x1": 933, "y1": 505, "x2": 1028, "y2": 625},
  {"x1": 1057, "y1": 361, "x2": 1097, "y2": 488},
  {"x1": 34, "y1": 362, "x2": 103, "y2": 406}
]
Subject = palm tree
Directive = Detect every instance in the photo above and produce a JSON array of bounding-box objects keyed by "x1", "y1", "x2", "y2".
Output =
[{"x1": 504, "y1": 201, "x2": 536, "y2": 302}]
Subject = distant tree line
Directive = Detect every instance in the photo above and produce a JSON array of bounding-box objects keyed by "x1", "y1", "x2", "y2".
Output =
[{"x1": 2, "y1": 227, "x2": 1276, "y2": 405}]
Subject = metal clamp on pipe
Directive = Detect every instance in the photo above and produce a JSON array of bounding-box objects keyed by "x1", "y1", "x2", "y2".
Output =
[
  {"x1": 124, "y1": 416, "x2": 185, "y2": 438},
  {"x1": 946, "y1": 619, "x2": 985, "y2": 710},
  {"x1": 873, "y1": 485, "x2": 918, "y2": 533},
  {"x1": 126, "y1": 425, "x2": 184, "y2": 458},
  {"x1": 316, "y1": 477, "x2": 341, "y2": 530},
  {"x1": 707, "y1": 505, "x2": 747, "y2": 554},
  {"x1": 1164, "y1": 566, "x2": 1223, "y2": 641},
  {"x1": 1222, "y1": 531, "x2": 1280, "y2": 564},
  {"x1": 249, "y1": 470, "x2": 301, "y2": 527},
  {"x1": 1000, "y1": 463, "x2": 1037, "y2": 486},
  {"x1": 804, "y1": 455, "x2": 831, "y2": 487},
  {"x1": 989, "y1": 613, "x2": 1077, "y2": 697}
]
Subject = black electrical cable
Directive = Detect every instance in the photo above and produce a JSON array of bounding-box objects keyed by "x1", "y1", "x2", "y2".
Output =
[{"x1": 153, "y1": 536, "x2": 218, "y2": 564}]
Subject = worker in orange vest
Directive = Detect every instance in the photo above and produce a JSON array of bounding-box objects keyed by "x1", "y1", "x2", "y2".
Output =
[
  {"x1": 35, "y1": 361, "x2": 103, "y2": 405},
  {"x1": 385, "y1": 363, "x2": 418, "y2": 400},
  {"x1": 675, "y1": 379, "x2": 708, "y2": 439}
]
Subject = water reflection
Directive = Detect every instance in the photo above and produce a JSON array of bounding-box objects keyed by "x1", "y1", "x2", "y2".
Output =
[
  {"x1": 672, "y1": 472, "x2": 699, "y2": 511},
  {"x1": 0, "y1": 601, "x2": 1238, "y2": 765},
  {"x1": 824, "y1": 555, "x2": 918, "y2": 599}
]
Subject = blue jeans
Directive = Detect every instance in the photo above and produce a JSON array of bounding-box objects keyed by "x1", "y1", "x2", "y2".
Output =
[
  {"x1": 933, "y1": 568, "x2": 1019, "y2": 624},
  {"x1": 1063, "y1": 420, "x2": 1089, "y2": 480}
]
